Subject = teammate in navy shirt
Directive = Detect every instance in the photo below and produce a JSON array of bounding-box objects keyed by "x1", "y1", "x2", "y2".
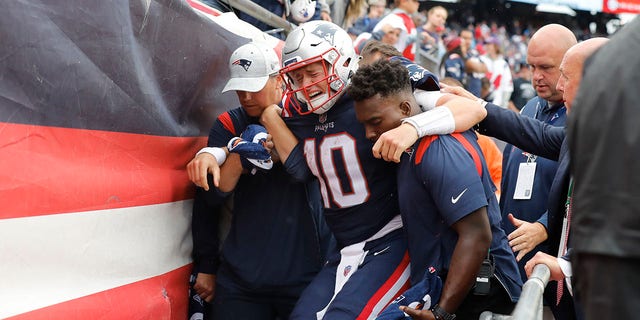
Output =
[
  {"x1": 351, "y1": 59, "x2": 522, "y2": 319},
  {"x1": 187, "y1": 42, "x2": 330, "y2": 320}
]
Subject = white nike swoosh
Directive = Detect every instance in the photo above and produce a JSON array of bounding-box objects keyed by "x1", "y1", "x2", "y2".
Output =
[
  {"x1": 373, "y1": 246, "x2": 391, "y2": 256},
  {"x1": 451, "y1": 188, "x2": 468, "y2": 204}
]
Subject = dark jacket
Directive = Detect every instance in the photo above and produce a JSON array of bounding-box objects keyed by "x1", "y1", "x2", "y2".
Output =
[{"x1": 477, "y1": 103, "x2": 576, "y2": 319}]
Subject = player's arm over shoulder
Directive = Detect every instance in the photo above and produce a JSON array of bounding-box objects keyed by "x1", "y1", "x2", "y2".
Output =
[{"x1": 434, "y1": 91, "x2": 487, "y2": 133}]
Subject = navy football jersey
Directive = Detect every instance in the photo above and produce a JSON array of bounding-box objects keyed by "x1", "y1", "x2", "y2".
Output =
[
  {"x1": 397, "y1": 130, "x2": 522, "y2": 301},
  {"x1": 283, "y1": 94, "x2": 400, "y2": 247}
]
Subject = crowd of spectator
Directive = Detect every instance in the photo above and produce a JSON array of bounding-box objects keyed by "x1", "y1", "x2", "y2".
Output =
[{"x1": 203, "y1": 0, "x2": 611, "y2": 113}]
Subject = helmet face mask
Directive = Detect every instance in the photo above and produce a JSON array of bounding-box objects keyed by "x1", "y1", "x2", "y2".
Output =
[
  {"x1": 281, "y1": 47, "x2": 346, "y2": 115},
  {"x1": 281, "y1": 21, "x2": 358, "y2": 115}
]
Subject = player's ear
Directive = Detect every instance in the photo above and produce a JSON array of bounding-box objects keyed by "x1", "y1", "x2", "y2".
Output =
[
  {"x1": 274, "y1": 75, "x2": 285, "y2": 93},
  {"x1": 399, "y1": 100, "x2": 412, "y2": 117}
]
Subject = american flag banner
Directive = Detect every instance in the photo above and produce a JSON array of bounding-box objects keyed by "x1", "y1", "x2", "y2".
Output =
[{"x1": 0, "y1": 0, "x2": 281, "y2": 318}]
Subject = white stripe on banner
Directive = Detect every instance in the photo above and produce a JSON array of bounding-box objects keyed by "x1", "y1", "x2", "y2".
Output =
[{"x1": 0, "y1": 200, "x2": 193, "y2": 319}]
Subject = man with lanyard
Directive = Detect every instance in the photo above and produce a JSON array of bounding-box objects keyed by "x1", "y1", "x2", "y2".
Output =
[
  {"x1": 499, "y1": 24, "x2": 575, "y2": 287},
  {"x1": 522, "y1": 37, "x2": 610, "y2": 320}
]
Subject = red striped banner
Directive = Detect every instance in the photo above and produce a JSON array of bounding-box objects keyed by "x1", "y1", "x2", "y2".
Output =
[
  {"x1": 1, "y1": 122, "x2": 204, "y2": 219},
  {"x1": 6, "y1": 265, "x2": 192, "y2": 320},
  {"x1": 0, "y1": 0, "x2": 285, "y2": 317}
]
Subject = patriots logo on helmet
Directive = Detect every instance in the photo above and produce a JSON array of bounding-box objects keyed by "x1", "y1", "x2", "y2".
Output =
[
  {"x1": 408, "y1": 66, "x2": 429, "y2": 83},
  {"x1": 311, "y1": 24, "x2": 339, "y2": 45},
  {"x1": 232, "y1": 59, "x2": 252, "y2": 71},
  {"x1": 343, "y1": 265, "x2": 352, "y2": 277}
]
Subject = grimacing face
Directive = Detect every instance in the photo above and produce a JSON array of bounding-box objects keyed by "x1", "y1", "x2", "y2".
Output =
[
  {"x1": 286, "y1": 61, "x2": 332, "y2": 102},
  {"x1": 288, "y1": 62, "x2": 328, "y2": 92}
]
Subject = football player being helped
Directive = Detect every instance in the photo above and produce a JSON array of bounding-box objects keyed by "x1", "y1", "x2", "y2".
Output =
[{"x1": 258, "y1": 20, "x2": 487, "y2": 319}]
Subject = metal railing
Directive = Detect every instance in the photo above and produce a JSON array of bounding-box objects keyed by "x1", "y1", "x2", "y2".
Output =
[
  {"x1": 479, "y1": 264, "x2": 551, "y2": 320},
  {"x1": 219, "y1": 0, "x2": 296, "y2": 35}
]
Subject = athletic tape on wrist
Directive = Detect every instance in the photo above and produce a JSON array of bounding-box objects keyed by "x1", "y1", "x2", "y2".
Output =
[
  {"x1": 196, "y1": 147, "x2": 227, "y2": 165},
  {"x1": 402, "y1": 106, "x2": 455, "y2": 138}
]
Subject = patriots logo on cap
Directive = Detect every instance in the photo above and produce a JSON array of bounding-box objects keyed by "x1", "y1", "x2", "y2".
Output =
[
  {"x1": 343, "y1": 265, "x2": 352, "y2": 277},
  {"x1": 232, "y1": 59, "x2": 252, "y2": 71}
]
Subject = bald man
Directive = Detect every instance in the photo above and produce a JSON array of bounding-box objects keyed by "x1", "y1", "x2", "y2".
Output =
[
  {"x1": 519, "y1": 37, "x2": 609, "y2": 320},
  {"x1": 555, "y1": 38, "x2": 610, "y2": 110},
  {"x1": 500, "y1": 25, "x2": 577, "y2": 288}
]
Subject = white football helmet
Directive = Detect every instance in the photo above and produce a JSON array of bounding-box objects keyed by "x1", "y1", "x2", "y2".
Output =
[
  {"x1": 280, "y1": 20, "x2": 359, "y2": 115},
  {"x1": 288, "y1": 0, "x2": 316, "y2": 23}
]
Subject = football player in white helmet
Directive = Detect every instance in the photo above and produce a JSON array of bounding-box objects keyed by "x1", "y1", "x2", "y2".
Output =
[{"x1": 280, "y1": 20, "x2": 359, "y2": 115}]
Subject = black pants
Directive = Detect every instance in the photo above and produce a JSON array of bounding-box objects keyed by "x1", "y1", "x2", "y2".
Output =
[
  {"x1": 574, "y1": 253, "x2": 640, "y2": 320},
  {"x1": 210, "y1": 282, "x2": 300, "y2": 320}
]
